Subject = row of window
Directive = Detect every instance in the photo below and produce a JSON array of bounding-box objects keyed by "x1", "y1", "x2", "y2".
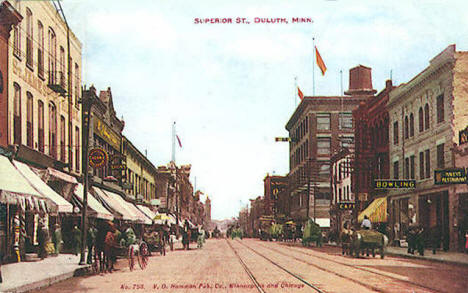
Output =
[
  {"x1": 393, "y1": 95, "x2": 444, "y2": 145},
  {"x1": 126, "y1": 169, "x2": 156, "y2": 200},
  {"x1": 393, "y1": 143, "x2": 445, "y2": 180},
  {"x1": 333, "y1": 184, "x2": 351, "y2": 203},
  {"x1": 13, "y1": 82, "x2": 80, "y2": 171},
  {"x1": 13, "y1": 6, "x2": 81, "y2": 105}
]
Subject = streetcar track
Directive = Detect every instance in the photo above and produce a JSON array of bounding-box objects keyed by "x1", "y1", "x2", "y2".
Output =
[
  {"x1": 228, "y1": 239, "x2": 327, "y2": 293},
  {"x1": 225, "y1": 239, "x2": 266, "y2": 293},
  {"x1": 249, "y1": 240, "x2": 441, "y2": 293}
]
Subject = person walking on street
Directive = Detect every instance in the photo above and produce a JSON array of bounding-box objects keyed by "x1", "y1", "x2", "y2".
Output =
[
  {"x1": 72, "y1": 225, "x2": 81, "y2": 256},
  {"x1": 52, "y1": 224, "x2": 62, "y2": 255},
  {"x1": 104, "y1": 223, "x2": 118, "y2": 273},
  {"x1": 87, "y1": 224, "x2": 97, "y2": 264},
  {"x1": 37, "y1": 219, "x2": 49, "y2": 259}
]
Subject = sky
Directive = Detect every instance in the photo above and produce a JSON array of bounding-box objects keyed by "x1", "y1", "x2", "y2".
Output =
[{"x1": 60, "y1": 0, "x2": 468, "y2": 220}]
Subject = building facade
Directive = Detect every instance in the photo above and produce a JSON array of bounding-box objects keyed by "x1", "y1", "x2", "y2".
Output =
[
  {"x1": 285, "y1": 65, "x2": 373, "y2": 225},
  {"x1": 122, "y1": 136, "x2": 157, "y2": 203},
  {"x1": 387, "y1": 45, "x2": 468, "y2": 251},
  {"x1": 263, "y1": 174, "x2": 288, "y2": 218}
]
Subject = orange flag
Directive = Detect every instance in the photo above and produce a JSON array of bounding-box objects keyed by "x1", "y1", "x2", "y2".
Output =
[
  {"x1": 315, "y1": 46, "x2": 327, "y2": 75},
  {"x1": 297, "y1": 87, "x2": 304, "y2": 100}
]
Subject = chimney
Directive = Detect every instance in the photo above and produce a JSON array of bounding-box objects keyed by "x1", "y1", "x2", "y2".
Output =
[{"x1": 344, "y1": 65, "x2": 377, "y2": 96}]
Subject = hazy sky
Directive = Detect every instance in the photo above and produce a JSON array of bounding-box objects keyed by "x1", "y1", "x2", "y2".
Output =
[{"x1": 61, "y1": 0, "x2": 468, "y2": 220}]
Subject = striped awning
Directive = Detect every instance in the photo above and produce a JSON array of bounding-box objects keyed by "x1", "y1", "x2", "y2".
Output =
[{"x1": 358, "y1": 197, "x2": 388, "y2": 223}]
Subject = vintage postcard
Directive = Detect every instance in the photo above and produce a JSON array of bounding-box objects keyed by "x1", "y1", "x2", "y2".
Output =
[{"x1": 0, "y1": 0, "x2": 467, "y2": 292}]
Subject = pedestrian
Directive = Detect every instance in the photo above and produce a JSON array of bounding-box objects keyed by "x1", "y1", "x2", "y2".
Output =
[
  {"x1": 197, "y1": 228, "x2": 205, "y2": 249},
  {"x1": 104, "y1": 222, "x2": 118, "y2": 273},
  {"x1": 87, "y1": 224, "x2": 97, "y2": 264},
  {"x1": 361, "y1": 215, "x2": 372, "y2": 230},
  {"x1": 72, "y1": 225, "x2": 81, "y2": 256},
  {"x1": 52, "y1": 223, "x2": 62, "y2": 255},
  {"x1": 430, "y1": 226, "x2": 441, "y2": 255},
  {"x1": 37, "y1": 219, "x2": 49, "y2": 259}
]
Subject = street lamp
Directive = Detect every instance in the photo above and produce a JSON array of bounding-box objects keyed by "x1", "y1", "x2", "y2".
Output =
[{"x1": 78, "y1": 85, "x2": 99, "y2": 265}]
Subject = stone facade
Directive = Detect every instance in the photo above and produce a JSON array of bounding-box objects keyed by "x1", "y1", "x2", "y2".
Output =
[{"x1": 387, "y1": 45, "x2": 468, "y2": 250}]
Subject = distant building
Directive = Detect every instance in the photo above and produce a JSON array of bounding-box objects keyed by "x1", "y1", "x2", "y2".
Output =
[{"x1": 263, "y1": 174, "x2": 288, "y2": 218}]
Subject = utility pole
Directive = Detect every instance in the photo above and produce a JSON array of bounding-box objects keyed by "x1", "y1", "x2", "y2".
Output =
[{"x1": 78, "y1": 86, "x2": 97, "y2": 265}]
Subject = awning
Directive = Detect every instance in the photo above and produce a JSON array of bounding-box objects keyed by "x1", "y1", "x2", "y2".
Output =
[
  {"x1": 314, "y1": 218, "x2": 330, "y2": 228},
  {"x1": 137, "y1": 205, "x2": 157, "y2": 222},
  {"x1": 93, "y1": 187, "x2": 136, "y2": 221},
  {"x1": 358, "y1": 197, "x2": 388, "y2": 223},
  {"x1": 153, "y1": 212, "x2": 175, "y2": 225},
  {"x1": 47, "y1": 167, "x2": 78, "y2": 184},
  {"x1": 125, "y1": 202, "x2": 152, "y2": 225},
  {"x1": 13, "y1": 161, "x2": 73, "y2": 213},
  {"x1": 74, "y1": 183, "x2": 113, "y2": 220},
  {"x1": 100, "y1": 189, "x2": 151, "y2": 224},
  {"x1": 0, "y1": 155, "x2": 43, "y2": 205}
]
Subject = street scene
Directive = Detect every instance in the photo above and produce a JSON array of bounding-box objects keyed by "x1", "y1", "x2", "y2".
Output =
[{"x1": 1, "y1": 0, "x2": 468, "y2": 292}]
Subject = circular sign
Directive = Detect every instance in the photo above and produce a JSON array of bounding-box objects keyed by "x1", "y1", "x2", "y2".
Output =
[{"x1": 89, "y1": 148, "x2": 108, "y2": 168}]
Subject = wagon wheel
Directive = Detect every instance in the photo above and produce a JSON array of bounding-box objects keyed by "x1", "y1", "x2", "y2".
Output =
[{"x1": 139, "y1": 242, "x2": 149, "y2": 270}]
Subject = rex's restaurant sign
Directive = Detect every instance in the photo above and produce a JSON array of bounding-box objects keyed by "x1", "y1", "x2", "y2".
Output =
[
  {"x1": 434, "y1": 169, "x2": 467, "y2": 185},
  {"x1": 93, "y1": 117, "x2": 121, "y2": 150}
]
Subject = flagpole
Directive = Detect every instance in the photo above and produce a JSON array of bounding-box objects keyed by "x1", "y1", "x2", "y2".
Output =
[
  {"x1": 312, "y1": 37, "x2": 316, "y2": 96},
  {"x1": 172, "y1": 121, "x2": 176, "y2": 163},
  {"x1": 294, "y1": 76, "x2": 298, "y2": 108}
]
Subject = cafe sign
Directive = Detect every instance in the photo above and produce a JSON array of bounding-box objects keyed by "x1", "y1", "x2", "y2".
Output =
[
  {"x1": 374, "y1": 180, "x2": 416, "y2": 189},
  {"x1": 89, "y1": 148, "x2": 108, "y2": 169},
  {"x1": 338, "y1": 202, "x2": 355, "y2": 210},
  {"x1": 434, "y1": 169, "x2": 467, "y2": 185}
]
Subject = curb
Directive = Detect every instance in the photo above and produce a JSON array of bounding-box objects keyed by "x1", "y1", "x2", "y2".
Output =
[
  {"x1": 1, "y1": 265, "x2": 90, "y2": 293},
  {"x1": 385, "y1": 251, "x2": 468, "y2": 267}
]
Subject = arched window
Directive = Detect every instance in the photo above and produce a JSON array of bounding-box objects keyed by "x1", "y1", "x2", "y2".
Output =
[
  {"x1": 424, "y1": 104, "x2": 430, "y2": 130},
  {"x1": 38, "y1": 101, "x2": 44, "y2": 152},
  {"x1": 410, "y1": 113, "x2": 414, "y2": 137},
  {"x1": 38, "y1": 21, "x2": 44, "y2": 78},
  {"x1": 48, "y1": 27, "x2": 56, "y2": 84},
  {"x1": 404, "y1": 116, "x2": 409, "y2": 139},
  {"x1": 49, "y1": 102, "x2": 57, "y2": 159},
  {"x1": 418, "y1": 107, "x2": 423, "y2": 132},
  {"x1": 13, "y1": 83, "x2": 21, "y2": 145},
  {"x1": 26, "y1": 92, "x2": 33, "y2": 147},
  {"x1": 26, "y1": 8, "x2": 33, "y2": 67}
]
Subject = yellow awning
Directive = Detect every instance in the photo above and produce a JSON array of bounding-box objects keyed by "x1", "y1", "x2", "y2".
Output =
[{"x1": 358, "y1": 197, "x2": 387, "y2": 223}]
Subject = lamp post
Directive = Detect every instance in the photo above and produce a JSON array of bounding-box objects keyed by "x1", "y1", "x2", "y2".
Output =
[{"x1": 78, "y1": 86, "x2": 98, "y2": 265}]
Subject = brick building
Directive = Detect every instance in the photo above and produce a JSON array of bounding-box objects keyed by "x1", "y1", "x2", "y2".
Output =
[
  {"x1": 285, "y1": 65, "x2": 373, "y2": 225},
  {"x1": 387, "y1": 45, "x2": 468, "y2": 251},
  {"x1": 263, "y1": 174, "x2": 288, "y2": 218}
]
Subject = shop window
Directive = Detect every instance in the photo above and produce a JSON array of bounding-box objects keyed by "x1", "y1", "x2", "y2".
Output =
[
  {"x1": 317, "y1": 113, "x2": 330, "y2": 130},
  {"x1": 437, "y1": 143, "x2": 445, "y2": 169},
  {"x1": 26, "y1": 92, "x2": 33, "y2": 148},
  {"x1": 437, "y1": 94, "x2": 444, "y2": 123},
  {"x1": 13, "y1": 83, "x2": 21, "y2": 145},
  {"x1": 405, "y1": 157, "x2": 409, "y2": 179}
]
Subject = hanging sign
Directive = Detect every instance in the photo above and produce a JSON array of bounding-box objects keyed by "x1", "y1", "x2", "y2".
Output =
[
  {"x1": 89, "y1": 148, "x2": 108, "y2": 168},
  {"x1": 374, "y1": 180, "x2": 416, "y2": 189},
  {"x1": 434, "y1": 169, "x2": 467, "y2": 185}
]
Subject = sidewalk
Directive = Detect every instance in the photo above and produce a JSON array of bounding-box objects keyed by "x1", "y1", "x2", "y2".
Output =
[
  {"x1": 0, "y1": 254, "x2": 90, "y2": 293},
  {"x1": 385, "y1": 246, "x2": 468, "y2": 266},
  {"x1": 277, "y1": 239, "x2": 468, "y2": 267}
]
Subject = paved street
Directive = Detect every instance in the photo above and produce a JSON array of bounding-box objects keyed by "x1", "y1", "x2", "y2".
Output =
[{"x1": 30, "y1": 238, "x2": 468, "y2": 293}]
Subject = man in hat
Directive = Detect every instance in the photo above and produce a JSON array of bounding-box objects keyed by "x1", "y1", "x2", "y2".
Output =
[
  {"x1": 72, "y1": 225, "x2": 81, "y2": 256},
  {"x1": 52, "y1": 223, "x2": 62, "y2": 255}
]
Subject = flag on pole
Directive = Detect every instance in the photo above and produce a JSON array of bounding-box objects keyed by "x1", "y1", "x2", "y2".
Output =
[
  {"x1": 315, "y1": 46, "x2": 327, "y2": 75},
  {"x1": 176, "y1": 135, "x2": 182, "y2": 148},
  {"x1": 297, "y1": 87, "x2": 304, "y2": 100}
]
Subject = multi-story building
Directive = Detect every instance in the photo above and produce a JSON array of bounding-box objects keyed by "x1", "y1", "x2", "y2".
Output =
[
  {"x1": 330, "y1": 148, "x2": 354, "y2": 237},
  {"x1": 4, "y1": 0, "x2": 82, "y2": 175},
  {"x1": 351, "y1": 79, "x2": 393, "y2": 234},
  {"x1": 387, "y1": 45, "x2": 468, "y2": 251},
  {"x1": 205, "y1": 196, "x2": 212, "y2": 228},
  {"x1": 122, "y1": 136, "x2": 157, "y2": 203},
  {"x1": 285, "y1": 65, "x2": 374, "y2": 226},
  {"x1": 249, "y1": 196, "x2": 264, "y2": 237},
  {"x1": 263, "y1": 174, "x2": 288, "y2": 218},
  {"x1": 238, "y1": 206, "x2": 250, "y2": 236}
]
